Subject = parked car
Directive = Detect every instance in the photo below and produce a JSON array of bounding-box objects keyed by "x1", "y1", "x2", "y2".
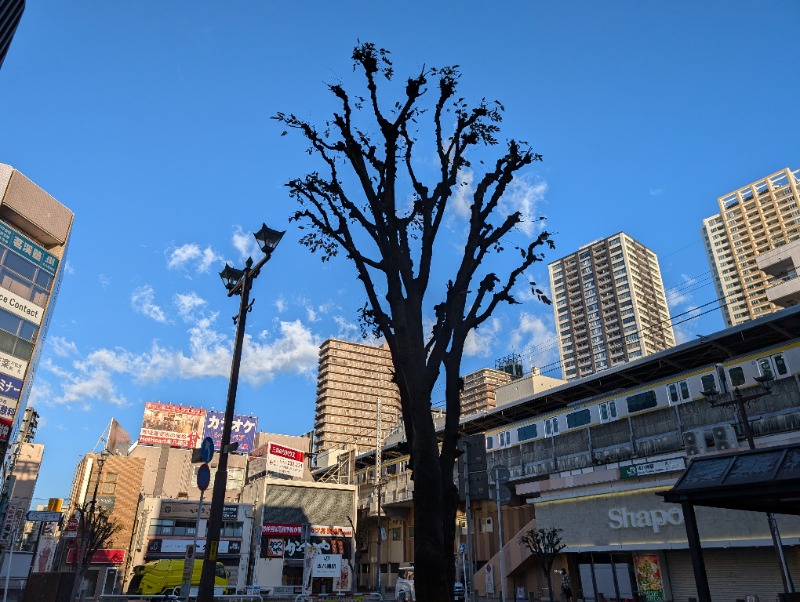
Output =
[{"x1": 395, "y1": 565, "x2": 466, "y2": 601}]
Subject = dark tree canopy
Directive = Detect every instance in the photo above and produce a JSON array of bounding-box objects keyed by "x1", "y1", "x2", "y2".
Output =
[{"x1": 276, "y1": 42, "x2": 553, "y2": 601}]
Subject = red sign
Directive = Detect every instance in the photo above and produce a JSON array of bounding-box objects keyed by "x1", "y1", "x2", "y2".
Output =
[
  {"x1": 0, "y1": 418, "x2": 12, "y2": 443},
  {"x1": 139, "y1": 402, "x2": 205, "y2": 449},
  {"x1": 67, "y1": 548, "x2": 125, "y2": 564},
  {"x1": 67, "y1": 516, "x2": 79, "y2": 531},
  {"x1": 262, "y1": 523, "x2": 302, "y2": 536},
  {"x1": 268, "y1": 442, "x2": 304, "y2": 462}
]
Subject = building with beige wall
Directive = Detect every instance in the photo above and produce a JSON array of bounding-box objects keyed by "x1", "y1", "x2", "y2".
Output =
[
  {"x1": 702, "y1": 167, "x2": 800, "y2": 326},
  {"x1": 460, "y1": 368, "x2": 512, "y2": 417},
  {"x1": 756, "y1": 237, "x2": 800, "y2": 309},
  {"x1": 548, "y1": 232, "x2": 675, "y2": 380},
  {"x1": 314, "y1": 339, "x2": 401, "y2": 454}
]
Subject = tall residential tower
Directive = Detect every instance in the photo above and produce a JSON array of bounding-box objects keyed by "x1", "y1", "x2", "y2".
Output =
[
  {"x1": 548, "y1": 233, "x2": 674, "y2": 380},
  {"x1": 702, "y1": 167, "x2": 800, "y2": 327}
]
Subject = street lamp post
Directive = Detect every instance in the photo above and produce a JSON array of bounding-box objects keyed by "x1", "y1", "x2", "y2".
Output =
[
  {"x1": 196, "y1": 224, "x2": 284, "y2": 602},
  {"x1": 702, "y1": 371, "x2": 795, "y2": 594}
]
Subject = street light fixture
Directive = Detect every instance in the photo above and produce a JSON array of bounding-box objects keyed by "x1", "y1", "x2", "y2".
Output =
[
  {"x1": 701, "y1": 370, "x2": 794, "y2": 594},
  {"x1": 196, "y1": 223, "x2": 284, "y2": 602}
]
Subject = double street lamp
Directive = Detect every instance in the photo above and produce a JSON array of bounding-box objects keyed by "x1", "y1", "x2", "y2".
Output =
[{"x1": 196, "y1": 223, "x2": 284, "y2": 602}]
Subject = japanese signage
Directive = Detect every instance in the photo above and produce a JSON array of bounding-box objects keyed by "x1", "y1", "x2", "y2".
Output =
[
  {"x1": 620, "y1": 458, "x2": 685, "y2": 479},
  {"x1": 260, "y1": 533, "x2": 351, "y2": 560},
  {"x1": 0, "y1": 221, "x2": 59, "y2": 276},
  {"x1": 159, "y1": 501, "x2": 237, "y2": 520},
  {"x1": 266, "y1": 441, "x2": 305, "y2": 478},
  {"x1": 260, "y1": 524, "x2": 352, "y2": 537},
  {"x1": 0, "y1": 417, "x2": 12, "y2": 443},
  {"x1": 202, "y1": 410, "x2": 257, "y2": 453},
  {"x1": 312, "y1": 554, "x2": 342, "y2": 578},
  {"x1": 0, "y1": 505, "x2": 22, "y2": 545},
  {"x1": 0, "y1": 285, "x2": 43, "y2": 325},
  {"x1": 262, "y1": 523, "x2": 302, "y2": 536},
  {"x1": 634, "y1": 555, "x2": 665, "y2": 602},
  {"x1": 265, "y1": 538, "x2": 284, "y2": 558},
  {"x1": 67, "y1": 548, "x2": 126, "y2": 564},
  {"x1": 0, "y1": 373, "x2": 22, "y2": 402},
  {"x1": 146, "y1": 539, "x2": 241, "y2": 555},
  {"x1": 139, "y1": 402, "x2": 205, "y2": 448},
  {"x1": 0, "y1": 349, "x2": 26, "y2": 379}
]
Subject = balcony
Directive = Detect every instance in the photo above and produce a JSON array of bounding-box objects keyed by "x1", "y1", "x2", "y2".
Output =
[{"x1": 756, "y1": 239, "x2": 800, "y2": 308}]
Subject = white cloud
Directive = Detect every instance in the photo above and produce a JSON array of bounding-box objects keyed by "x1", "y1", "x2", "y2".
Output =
[
  {"x1": 232, "y1": 226, "x2": 262, "y2": 262},
  {"x1": 464, "y1": 318, "x2": 502, "y2": 358},
  {"x1": 99, "y1": 274, "x2": 111, "y2": 289},
  {"x1": 168, "y1": 244, "x2": 221, "y2": 273},
  {"x1": 666, "y1": 274, "x2": 697, "y2": 308},
  {"x1": 275, "y1": 296, "x2": 287, "y2": 313},
  {"x1": 499, "y1": 175, "x2": 548, "y2": 236},
  {"x1": 649, "y1": 187, "x2": 664, "y2": 197},
  {"x1": 175, "y1": 292, "x2": 208, "y2": 323},
  {"x1": 64, "y1": 261, "x2": 75, "y2": 275},
  {"x1": 50, "y1": 336, "x2": 79, "y2": 358},
  {"x1": 451, "y1": 168, "x2": 474, "y2": 218},
  {"x1": 509, "y1": 312, "x2": 559, "y2": 372},
  {"x1": 131, "y1": 285, "x2": 168, "y2": 323}
]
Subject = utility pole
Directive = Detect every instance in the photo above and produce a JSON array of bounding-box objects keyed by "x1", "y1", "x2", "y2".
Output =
[{"x1": 375, "y1": 397, "x2": 382, "y2": 594}]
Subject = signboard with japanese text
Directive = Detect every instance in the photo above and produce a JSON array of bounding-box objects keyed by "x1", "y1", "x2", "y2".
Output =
[
  {"x1": 0, "y1": 349, "x2": 27, "y2": 380},
  {"x1": 0, "y1": 285, "x2": 43, "y2": 325},
  {"x1": 0, "y1": 373, "x2": 23, "y2": 402},
  {"x1": 202, "y1": 410, "x2": 257, "y2": 453},
  {"x1": 146, "y1": 538, "x2": 241, "y2": 555},
  {"x1": 312, "y1": 554, "x2": 342, "y2": 578},
  {"x1": 67, "y1": 548, "x2": 126, "y2": 564},
  {"x1": 260, "y1": 531, "x2": 351, "y2": 560},
  {"x1": 620, "y1": 458, "x2": 685, "y2": 479},
  {"x1": 106, "y1": 418, "x2": 131, "y2": 456},
  {"x1": 0, "y1": 417, "x2": 12, "y2": 443},
  {"x1": 139, "y1": 402, "x2": 205, "y2": 448},
  {"x1": 158, "y1": 500, "x2": 237, "y2": 520},
  {"x1": 266, "y1": 441, "x2": 305, "y2": 478},
  {"x1": 0, "y1": 221, "x2": 59, "y2": 276}
]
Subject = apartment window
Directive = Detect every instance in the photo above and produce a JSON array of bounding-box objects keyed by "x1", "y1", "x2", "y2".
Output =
[
  {"x1": 221, "y1": 521, "x2": 243, "y2": 538},
  {"x1": 149, "y1": 519, "x2": 197, "y2": 536},
  {"x1": 101, "y1": 473, "x2": 118, "y2": 495}
]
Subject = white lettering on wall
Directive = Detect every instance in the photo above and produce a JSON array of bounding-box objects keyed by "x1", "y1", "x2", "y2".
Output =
[{"x1": 608, "y1": 507, "x2": 684, "y2": 533}]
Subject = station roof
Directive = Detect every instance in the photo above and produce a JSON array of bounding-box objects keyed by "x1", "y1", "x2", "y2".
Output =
[{"x1": 659, "y1": 444, "x2": 800, "y2": 516}]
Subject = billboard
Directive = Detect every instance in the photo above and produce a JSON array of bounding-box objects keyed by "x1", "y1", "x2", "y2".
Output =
[
  {"x1": 202, "y1": 410, "x2": 257, "y2": 453},
  {"x1": 106, "y1": 418, "x2": 131, "y2": 456},
  {"x1": 139, "y1": 402, "x2": 205, "y2": 448},
  {"x1": 265, "y1": 442, "x2": 305, "y2": 478}
]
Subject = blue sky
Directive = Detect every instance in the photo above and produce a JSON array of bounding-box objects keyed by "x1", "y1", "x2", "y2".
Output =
[{"x1": 2, "y1": 2, "x2": 799, "y2": 503}]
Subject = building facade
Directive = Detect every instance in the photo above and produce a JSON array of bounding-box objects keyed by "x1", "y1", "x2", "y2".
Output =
[
  {"x1": 0, "y1": 0, "x2": 25, "y2": 69},
  {"x1": 702, "y1": 167, "x2": 800, "y2": 326},
  {"x1": 314, "y1": 339, "x2": 401, "y2": 453},
  {"x1": 548, "y1": 232, "x2": 675, "y2": 380},
  {"x1": 460, "y1": 368, "x2": 512, "y2": 417}
]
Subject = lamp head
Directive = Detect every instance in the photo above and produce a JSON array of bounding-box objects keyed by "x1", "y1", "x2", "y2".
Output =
[
  {"x1": 219, "y1": 264, "x2": 245, "y2": 291},
  {"x1": 254, "y1": 224, "x2": 285, "y2": 255},
  {"x1": 97, "y1": 449, "x2": 111, "y2": 469},
  {"x1": 754, "y1": 373, "x2": 774, "y2": 392}
]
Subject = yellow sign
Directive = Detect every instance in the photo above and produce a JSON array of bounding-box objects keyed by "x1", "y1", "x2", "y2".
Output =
[
  {"x1": 47, "y1": 498, "x2": 63, "y2": 512},
  {"x1": 209, "y1": 541, "x2": 218, "y2": 561}
]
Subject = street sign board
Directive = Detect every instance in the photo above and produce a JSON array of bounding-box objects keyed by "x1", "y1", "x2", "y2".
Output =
[
  {"x1": 197, "y1": 463, "x2": 211, "y2": 491},
  {"x1": 493, "y1": 465, "x2": 511, "y2": 484},
  {"x1": 200, "y1": 436, "x2": 215, "y2": 463},
  {"x1": 26, "y1": 511, "x2": 62, "y2": 522},
  {"x1": 67, "y1": 516, "x2": 80, "y2": 530}
]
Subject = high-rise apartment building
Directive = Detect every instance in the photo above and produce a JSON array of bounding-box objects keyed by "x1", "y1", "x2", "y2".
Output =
[
  {"x1": 549, "y1": 233, "x2": 675, "y2": 380},
  {"x1": 0, "y1": 164, "x2": 73, "y2": 467},
  {"x1": 702, "y1": 167, "x2": 800, "y2": 327},
  {"x1": 314, "y1": 339, "x2": 401, "y2": 453},
  {"x1": 460, "y1": 368, "x2": 513, "y2": 417},
  {"x1": 0, "y1": 0, "x2": 25, "y2": 69}
]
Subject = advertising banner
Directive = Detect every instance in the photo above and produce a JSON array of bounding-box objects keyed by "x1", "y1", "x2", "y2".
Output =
[
  {"x1": 106, "y1": 418, "x2": 131, "y2": 456},
  {"x1": 634, "y1": 555, "x2": 665, "y2": 602},
  {"x1": 0, "y1": 373, "x2": 23, "y2": 402},
  {"x1": 139, "y1": 402, "x2": 205, "y2": 448},
  {"x1": 0, "y1": 417, "x2": 12, "y2": 443},
  {"x1": 202, "y1": 410, "x2": 258, "y2": 453},
  {"x1": 67, "y1": 548, "x2": 126, "y2": 564},
  {"x1": 0, "y1": 221, "x2": 59, "y2": 275},
  {"x1": 146, "y1": 539, "x2": 240, "y2": 555},
  {"x1": 266, "y1": 442, "x2": 305, "y2": 478},
  {"x1": 0, "y1": 349, "x2": 27, "y2": 380},
  {"x1": 0, "y1": 285, "x2": 43, "y2": 325}
]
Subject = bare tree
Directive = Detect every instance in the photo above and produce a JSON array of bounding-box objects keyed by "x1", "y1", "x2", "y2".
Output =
[
  {"x1": 520, "y1": 527, "x2": 566, "y2": 601},
  {"x1": 70, "y1": 502, "x2": 122, "y2": 600},
  {"x1": 276, "y1": 43, "x2": 553, "y2": 601}
]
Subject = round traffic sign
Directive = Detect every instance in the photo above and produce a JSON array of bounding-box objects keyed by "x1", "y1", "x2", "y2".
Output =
[
  {"x1": 197, "y1": 463, "x2": 211, "y2": 491},
  {"x1": 200, "y1": 436, "x2": 215, "y2": 463},
  {"x1": 67, "y1": 516, "x2": 79, "y2": 530}
]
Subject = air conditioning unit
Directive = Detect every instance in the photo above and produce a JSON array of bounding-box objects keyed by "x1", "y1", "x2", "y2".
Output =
[
  {"x1": 683, "y1": 430, "x2": 705, "y2": 456},
  {"x1": 712, "y1": 424, "x2": 739, "y2": 451}
]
